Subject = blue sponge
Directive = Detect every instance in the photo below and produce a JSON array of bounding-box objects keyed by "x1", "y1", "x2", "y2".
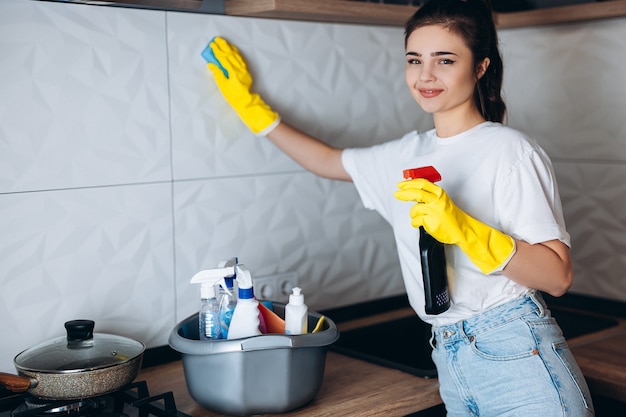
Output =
[{"x1": 201, "y1": 38, "x2": 228, "y2": 78}]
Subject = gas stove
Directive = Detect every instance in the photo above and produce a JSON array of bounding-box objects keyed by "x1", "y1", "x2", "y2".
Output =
[{"x1": 0, "y1": 381, "x2": 191, "y2": 417}]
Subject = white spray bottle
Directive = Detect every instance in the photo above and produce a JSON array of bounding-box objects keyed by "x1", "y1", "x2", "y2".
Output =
[
  {"x1": 190, "y1": 267, "x2": 233, "y2": 340},
  {"x1": 227, "y1": 264, "x2": 262, "y2": 339}
]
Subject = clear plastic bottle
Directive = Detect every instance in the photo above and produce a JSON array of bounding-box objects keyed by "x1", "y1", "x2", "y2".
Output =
[
  {"x1": 199, "y1": 283, "x2": 222, "y2": 340},
  {"x1": 219, "y1": 274, "x2": 237, "y2": 338},
  {"x1": 285, "y1": 287, "x2": 308, "y2": 335}
]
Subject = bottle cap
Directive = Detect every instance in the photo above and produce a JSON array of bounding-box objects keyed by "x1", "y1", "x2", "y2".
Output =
[
  {"x1": 289, "y1": 287, "x2": 304, "y2": 305},
  {"x1": 200, "y1": 282, "x2": 216, "y2": 299},
  {"x1": 238, "y1": 287, "x2": 254, "y2": 299}
]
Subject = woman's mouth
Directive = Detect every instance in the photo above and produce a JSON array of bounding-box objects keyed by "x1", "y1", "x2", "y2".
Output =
[{"x1": 418, "y1": 89, "x2": 443, "y2": 98}]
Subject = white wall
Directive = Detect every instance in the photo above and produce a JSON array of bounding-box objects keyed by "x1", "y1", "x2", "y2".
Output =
[
  {"x1": 1, "y1": 0, "x2": 625, "y2": 373},
  {"x1": 0, "y1": 0, "x2": 418, "y2": 372}
]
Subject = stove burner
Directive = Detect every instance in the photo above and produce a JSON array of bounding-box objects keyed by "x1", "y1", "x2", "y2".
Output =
[
  {"x1": 22, "y1": 396, "x2": 110, "y2": 415},
  {"x1": 12, "y1": 395, "x2": 119, "y2": 417},
  {"x1": 1, "y1": 381, "x2": 190, "y2": 417}
]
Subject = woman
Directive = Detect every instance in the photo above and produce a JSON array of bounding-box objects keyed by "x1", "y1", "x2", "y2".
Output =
[{"x1": 206, "y1": 0, "x2": 594, "y2": 415}]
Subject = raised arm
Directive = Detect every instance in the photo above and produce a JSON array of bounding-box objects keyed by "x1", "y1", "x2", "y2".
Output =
[
  {"x1": 265, "y1": 123, "x2": 350, "y2": 181},
  {"x1": 206, "y1": 37, "x2": 350, "y2": 182}
]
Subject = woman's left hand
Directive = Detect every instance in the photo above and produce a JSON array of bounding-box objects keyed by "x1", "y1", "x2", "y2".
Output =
[{"x1": 394, "y1": 179, "x2": 516, "y2": 274}]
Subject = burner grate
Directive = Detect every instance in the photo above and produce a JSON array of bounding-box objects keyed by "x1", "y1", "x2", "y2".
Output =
[
  {"x1": 0, "y1": 381, "x2": 191, "y2": 417},
  {"x1": 116, "y1": 382, "x2": 190, "y2": 417}
]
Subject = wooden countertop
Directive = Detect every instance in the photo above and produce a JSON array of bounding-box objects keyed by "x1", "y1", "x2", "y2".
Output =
[
  {"x1": 138, "y1": 304, "x2": 626, "y2": 416},
  {"x1": 138, "y1": 351, "x2": 442, "y2": 417},
  {"x1": 565, "y1": 309, "x2": 626, "y2": 402}
]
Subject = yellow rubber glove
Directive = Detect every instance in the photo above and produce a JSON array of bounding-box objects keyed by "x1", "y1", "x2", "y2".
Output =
[
  {"x1": 394, "y1": 179, "x2": 516, "y2": 275},
  {"x1": 207, "y1": 37, "x2": 280, "y2": 135}
]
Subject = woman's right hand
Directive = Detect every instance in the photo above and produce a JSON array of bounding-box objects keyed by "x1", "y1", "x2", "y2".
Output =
[
  {"x1": 207, "y1": 37, "x2": 280, "y2": 136},
  {"x1": 207, "y1": 38, "x2": 350, "y2": 182}
]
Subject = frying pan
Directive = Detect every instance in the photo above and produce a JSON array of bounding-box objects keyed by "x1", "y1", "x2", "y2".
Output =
[{"x1": 0, "y1": 320, "x2": 145, "y2": 400}]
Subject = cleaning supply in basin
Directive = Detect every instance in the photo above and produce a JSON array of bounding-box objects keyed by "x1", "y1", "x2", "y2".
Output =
[
  {"x1": 190, "y1": 269, "x2": 232, "y2": 340},
  {"x1": 258, "y1": 302, "x2": 285, "y2": 334},
  {"x1": 217, "y1": 257, "x2": 238, "y2": 338},
  {"x1": 312, "y1": 315, "x2": 326, "y2": 334},
  {"x1": 168, "y1": 301, "x2": 339, "y2": 416},
  {"x1": 227, "y1": 264, "x2": 262, "y2": 339},
  {"x1": 285, "y1": 287, "x2": 308, "y2": 335},
  {"x1": 199, "y1": 283, "x2": 221, "y2": 340},
  {"x1": 402, "y1": 166, "x2": 450, "y2": 315}
]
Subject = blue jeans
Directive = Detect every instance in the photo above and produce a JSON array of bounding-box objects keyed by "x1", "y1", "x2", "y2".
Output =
[{"x1": 430, "y1": 292, "x2": 594, "y2": 417}]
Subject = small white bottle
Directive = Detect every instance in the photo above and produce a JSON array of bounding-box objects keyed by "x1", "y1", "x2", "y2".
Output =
[{"x1": 285, "y1": 287, "x2": 308, "y2": 335}]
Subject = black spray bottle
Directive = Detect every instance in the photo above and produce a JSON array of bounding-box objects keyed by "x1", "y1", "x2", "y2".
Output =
[{"x1": 402, "y1": 167, "x2": 451, "y2": 315}]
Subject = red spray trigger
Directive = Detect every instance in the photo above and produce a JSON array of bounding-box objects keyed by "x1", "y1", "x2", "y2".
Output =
[{"x1": 403, "y1": 166, "x2": 442, "y2": 183}]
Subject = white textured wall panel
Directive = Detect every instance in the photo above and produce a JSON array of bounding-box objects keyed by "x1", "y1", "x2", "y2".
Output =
[
  {"x1": 555, "y1": 162, "x2": 626, "y2": 298},
  {"x1": 500, "y1": 19, "x2": 626, "y2": 161},
  {"x1": 0, "y1": 183, "x2": 175, "y2": 371},
  {"x1": 167, "y1": 12, "x2": 427, "y2": 180},
  {"x1": 0, "y1": 1, "x2": 171, "y2": 193},
  {"x1": 173, "y1": 173, "x2": 402, "y2": 323}
]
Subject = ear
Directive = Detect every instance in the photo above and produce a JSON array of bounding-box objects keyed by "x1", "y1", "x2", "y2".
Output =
[{"x1": 476, "y1": 57, "x2": 490, "y2": 79}]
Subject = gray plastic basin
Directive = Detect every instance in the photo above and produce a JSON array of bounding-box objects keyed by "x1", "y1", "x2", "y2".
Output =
[{"x1": 169, "y1": 303, "x2": 338, "y2": 416}]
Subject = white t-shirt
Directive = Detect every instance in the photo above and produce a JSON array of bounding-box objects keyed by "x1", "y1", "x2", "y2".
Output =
[{"x1": 341, "y1": 122, "x2": 570, "y2": 326}]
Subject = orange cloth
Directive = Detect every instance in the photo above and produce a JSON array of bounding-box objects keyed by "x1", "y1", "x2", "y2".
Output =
[{"x1": 258, "y1": 303, "x2": 285, "y2": 334}]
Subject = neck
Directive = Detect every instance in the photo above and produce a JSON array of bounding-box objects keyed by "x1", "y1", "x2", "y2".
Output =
[{"x1": 433, "y1": 106, "x2": 486, "y2": 138}]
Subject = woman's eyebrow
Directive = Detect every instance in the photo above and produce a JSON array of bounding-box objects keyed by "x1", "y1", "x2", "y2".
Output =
[
  {"x1": 432, "y1": 51, "x2": 457, "y2": 56},
  {"x1": 405, "y1": 51, "x2": 458, "y2": 57}
]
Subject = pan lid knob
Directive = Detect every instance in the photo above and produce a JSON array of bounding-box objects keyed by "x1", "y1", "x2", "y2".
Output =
[{"x1": 65, "y1": 320, "x2": 95, "y2": 342}]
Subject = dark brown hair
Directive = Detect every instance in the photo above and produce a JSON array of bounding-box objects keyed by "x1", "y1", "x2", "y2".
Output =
[{"x1": 405, "y1": 0, "x2": 506, "y2": 123}]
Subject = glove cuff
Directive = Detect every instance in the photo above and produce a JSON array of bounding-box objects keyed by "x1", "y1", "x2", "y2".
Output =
[
  {"x1": 255, "y1": 116, "x2": 281, "y2": 136},
  {"x1": 484, "y1": 237, "x2": 516, "y2": 275},
  {"x1": 236, "y1": 93, "x2": 280, "y2": 135},
  {"x1": 464, "y1": 232, "x2": 516, "y2": 275}
]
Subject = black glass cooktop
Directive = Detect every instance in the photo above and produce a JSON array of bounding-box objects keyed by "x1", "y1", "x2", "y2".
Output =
[{"x1": 323, "y1": 294, "x2": 620, "y2": 379}]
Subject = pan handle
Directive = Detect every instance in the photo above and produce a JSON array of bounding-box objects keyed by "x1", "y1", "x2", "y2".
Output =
[{"x1": 0, "y1": 372, "x2": 38, "y2": 392}]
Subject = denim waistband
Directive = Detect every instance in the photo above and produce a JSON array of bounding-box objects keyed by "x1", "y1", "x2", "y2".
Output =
[{"x1": 432, "y1": 292, "x2": 547, "y2": 344}]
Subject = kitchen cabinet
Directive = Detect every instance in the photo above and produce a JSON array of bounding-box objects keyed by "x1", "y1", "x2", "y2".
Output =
[
  {"x1": 57, "y1": 0, "x2": 626, "y2": 27},
  {"x1": 224, "y1": 0, "x2": 626, "y2": 28}
]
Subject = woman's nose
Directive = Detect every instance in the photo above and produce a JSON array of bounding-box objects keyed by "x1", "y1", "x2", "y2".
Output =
[{"x1": 419, "y1": 64, "x2": 435, "y2": 81}]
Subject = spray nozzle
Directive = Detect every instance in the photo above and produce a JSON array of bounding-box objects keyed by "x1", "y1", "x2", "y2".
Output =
[
  {"x1": 190, "y1": 267, "x2": 234, "y2": 299},
  {"x1": 218, "y1": 257, "x2": 238, "y2": 289},
  {"x1": 235, "y1": 264, "x2": 254, "y2": 299}
]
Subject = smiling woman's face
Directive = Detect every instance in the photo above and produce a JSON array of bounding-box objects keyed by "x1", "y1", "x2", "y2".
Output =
[{"x1": 405, "y1": 24, "x2": 489, "y2": 120}]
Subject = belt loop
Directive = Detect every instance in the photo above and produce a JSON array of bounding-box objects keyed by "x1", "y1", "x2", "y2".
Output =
[{"x1": 528, "y1": 291, "x2": 545, "y2": 317}]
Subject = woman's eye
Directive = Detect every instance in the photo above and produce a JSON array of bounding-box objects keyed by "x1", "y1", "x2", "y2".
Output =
[
  {"x1": 407, "y1": 58, "x2": 421, "y2": 65},
  {"x1": 439, "y1": 58, "x2": 455, "y2": 65}
]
